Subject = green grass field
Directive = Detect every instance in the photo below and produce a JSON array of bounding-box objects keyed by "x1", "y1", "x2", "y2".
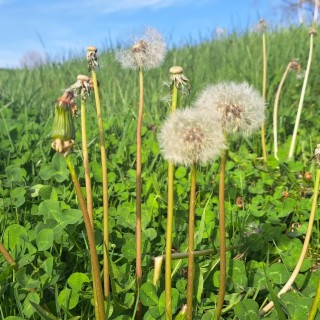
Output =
[{"x1": 0, "y1": 25, "x2": 320, "y2": 319}]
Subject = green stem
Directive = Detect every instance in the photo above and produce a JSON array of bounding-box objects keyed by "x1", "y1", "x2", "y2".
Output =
[
  {"x1": 91, "y1": 70, "x2": 110, "y2": 298},
  {"x1": 216, "y1": 149, "x2": 227, "y2": 320},
  {"x1": 65, "y1": 155, "x2": 105, "y2": 320},
  {"x1": 186, "y1": 163, "x2": 197, "y2": 320},
  {"x1": 260, "y1": 168, "x2": 320, "y2": 315},
  {"x1": 273, "y1": 62, "x2": 291, "y2": 160},
  {"x1": 165, "y1": 84, "x2": 178, "y2": 319},
  {"x1": 308, "y1": 280, "x2": 320, "y2": 320},
  {"x1": 136, "y1": 66, "x2": 144, "y2": 319},
  {"x1": 288, "y1": 28, "x2": 315, "y2": 160},
  {"x1": 261, "y1": 30, "x2": 267, "y2": 162},
  {"x1": 80, "y1": 89, "x2": 94, "y2": 226},
  {"x1": 165, "y1": 82, "x2": 178, "y2": 319}
]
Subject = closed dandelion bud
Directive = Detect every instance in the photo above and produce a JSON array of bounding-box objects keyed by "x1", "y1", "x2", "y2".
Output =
[
  {"x1": 194, "y1": 82, "x2": 265, "y2": 136},
  {"x1": 158, "y1": 108, "x2": 226, "y2": 167},
  {"x1": 115, "y1": 27, "x2": 167, "y2": 70},
  {"x1": 51, "y1": 94, "x2": 75, "y2": 156}
]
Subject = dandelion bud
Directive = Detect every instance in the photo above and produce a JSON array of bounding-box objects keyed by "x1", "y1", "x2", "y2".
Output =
[
  {"x1": 115, "y1": 27, "x2": 167, "y2": 70},
  {"x1": 158, "y1": 108, "x2": 226, "y2": 167},
  {"x1": 51, "y1": 93, "x2": 75, "y2": 156},
  {"x1": 194, "y1": 82, "x2": 265, "y2": 136}
]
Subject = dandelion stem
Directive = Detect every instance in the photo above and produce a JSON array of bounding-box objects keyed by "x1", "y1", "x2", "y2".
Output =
[
  {"x1": 260, "y1": 167, "x2": 320, "y2": 315},
  {"x1": 288, "y1": 5, "x2": 317, "y2": 160},
  {"x1": 273, "y1": 62, "x2": 291, "y2": 160},
  {"x1": 91, "y1": 69, "x2": 110, "y2": 298},
  {"x1": 261, "y1": 28, "x2": 268, "y2": 162},
  {"x1": 65, "y1": 155, "x2": 105, "y2": 320},
  {"x1": 165, "y1": 83, "x2": 178, "y2": 319},
  {"x1": 216, "y1": 148, "x2": 227, "y2": 320},
  {"x1": 186, "y1": 163, "x2": 197, "y2": 320},
  {"x1": 307, "y1": 279, "x2": 320, "y2": 320},
  {"x1": 80, "y1": 88, "x2": 94, "y2": 226},
  {"x1": 0, "y1": 242, "x2": 17, "y2": 270},
  {"x1": 136, "y1": 66, "x2": 144, "y2": 319},
  {"x1": 154, "y1": 249, "x2": 216, "y2": 286}
]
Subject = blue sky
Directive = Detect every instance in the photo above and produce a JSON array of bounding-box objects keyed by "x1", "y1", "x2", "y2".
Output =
[{"x1": 0, "y1": 0, "x2": 302, "y2": 68}]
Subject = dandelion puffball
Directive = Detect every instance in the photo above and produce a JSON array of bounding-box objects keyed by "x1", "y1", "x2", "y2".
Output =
[
  {"x1": 194, "y1": 82, "x2": 265, "y2": 136},
  {"x1": 158, "y1": 108, "x2": 226, "y2": 167},
  {"x1": 115, "y1": 27, "x2": 167, "y2": 70}
]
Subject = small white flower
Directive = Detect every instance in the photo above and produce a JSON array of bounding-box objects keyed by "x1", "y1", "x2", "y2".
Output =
[
  {"x1": 194, "y1": 82, "x2": 265, "y2": 136},
  {"x1": 115, "y1": 27, "x2": 167, "y2": 70},
  {"x1": 158, "y1": 108, "x2": 226, "y2": 167}
]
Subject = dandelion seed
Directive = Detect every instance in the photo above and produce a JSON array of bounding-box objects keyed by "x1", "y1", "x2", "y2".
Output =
[
  {"x1": 115, "y1": 27, "x2": 167, "y2": 70},
  {"x1": 158, "y1": 108, "x2": 226, "y2": 167},
  {"x1": 194, "y1": 82, "x2": 265, "y2": 136}
]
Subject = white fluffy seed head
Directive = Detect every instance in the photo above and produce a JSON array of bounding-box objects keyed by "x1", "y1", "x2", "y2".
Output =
[
  {"x1": 194, "y1": 82, "x2": 265, "y2": 136},
  {"x1": 158, "y1": 108, "x2": 226, "y2": 167},
  {"x1": 115, "y1": 27, "x2": 167, "y2": 70}
]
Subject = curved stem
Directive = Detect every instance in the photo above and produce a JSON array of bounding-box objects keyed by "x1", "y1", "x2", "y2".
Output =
[
  {"x1": 65, "y1": 155, "x2": 105, "y2": 320},
  {"x1": 216, "y1": 149, "x2": 227, "y2": 319},
  {"x1": 91, "y1": 70, "x2": 110, "y2": 298},
  {"x1": 288, "y1": 29, "x2": 315, "y2": 160},
  {"x1": 186, "y1": 163, "x2": 197, "y2": 320},
  {"x1": 273, "y1": 62, "x2": 291, "y2": 160},
  {"x1": 136, "y1": 66, "x2": 144, "y2": 319},
  {"x1": 0, "y1": 242, "x2": 17, "y2": 270},
  {"x1": 260, "y1": 168, "x2": 320, "y2": 316},
  {"x1": 80, "y1": 90, "x2": 93, "y2": 226},
  {"x1": 165, "y1": 83, "x2": 178, "y2": 320},
  {"x1": 261, "y1": 30, "x2": 268, "y2": 162}
]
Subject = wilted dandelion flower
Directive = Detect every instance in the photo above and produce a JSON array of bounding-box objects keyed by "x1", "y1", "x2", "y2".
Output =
[
  {"x1": 158, "y1": 108, "x2": 226, "y2": 167},
  {"x1": 115, "y1": 27, "x2": 166, "y2": 70},
  {"x1": 194, "y1": 82, "x2": 265, "y2": 136},
  {"x1": 51, "y1": 92, "x2": 76, "y2": 156}
]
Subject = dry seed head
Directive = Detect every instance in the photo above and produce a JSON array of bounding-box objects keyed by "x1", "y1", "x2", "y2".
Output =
[
  {"x1": 158, "y1": 108, "x2": 226, "y2": 167},
  {"x1": 115, "y1": 27, "x2": 167, "y2": 70},
  {"x1": 289, "y1": 59, "x2": 301, "y2": 72},
  {"x1": 87, "y1": 46, "x2": 97, "y2": 53},
  {"x1": 309, "y1": 26, "x2": 317, "y2": 35},
  {"x1": 170, "y1": 66, "x2": 184, "y2": 75},
  {"x1": 86, "y1": 46, "x2": 99, "y2": 70},
  {"x1": 258, "y1": 19, "x2": 267, "y2": 32},
  {"x1": 77, "y1": 74, "x2": 90, "y2": 82},
  {"x1": 194, "y1": 82, "x2": 265, "y2": 136},
  {"x1": 311, "y1": 144, "x2": 320, "y2": 164},
  {"x1": 169, "y1": 65, "x2": 190, "y2": 93}
]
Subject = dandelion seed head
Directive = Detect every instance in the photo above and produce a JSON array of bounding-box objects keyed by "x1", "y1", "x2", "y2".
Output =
[
  {"x1": 194, "y1": 82, "x2": 265, "y2": 136},
  {"x1": 158, "y1": 108, "x2": 226, "y2": 167},
  {"x1": 115, "y1": 27, "x2": 167, "y2": 70}
]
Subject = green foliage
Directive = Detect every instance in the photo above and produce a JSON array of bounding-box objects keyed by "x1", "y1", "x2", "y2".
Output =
[{"x1": 0, "y1": 25, "x2": 319, "y2": 319}]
